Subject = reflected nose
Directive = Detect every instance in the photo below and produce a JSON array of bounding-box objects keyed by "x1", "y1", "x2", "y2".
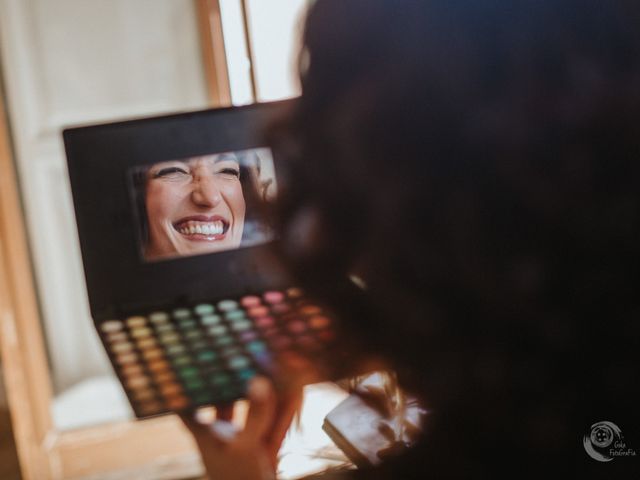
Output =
[{"x1": 191, "y1": 173, "x2": 222, "y2": 208}]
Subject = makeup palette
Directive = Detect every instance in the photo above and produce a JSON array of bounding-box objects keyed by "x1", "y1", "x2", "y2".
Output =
[
  {"x1": 63, "y1": 100, "x2": 346, "y2": 419},
  {"x1": 98, "y1": 288, "x2": 336, "y2": 417}
]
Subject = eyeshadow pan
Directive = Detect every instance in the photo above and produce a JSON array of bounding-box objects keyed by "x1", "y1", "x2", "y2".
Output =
[
  {"x1": 194, "y1": 303, "x2": 215, "y2": 315},
  {"x1": 225, "y1": 310, "x2": 246, "y2": 321},
  {"x1": 255, "y1": 316, "x2": 274, "y2": 328},
  {"x1": 237, "y1": 369, "x2": 256, "y2": 381},
  {"x1": 131, "y1": 327, "x2": 153, "y2": 338},
  {"x1": 121, "y1": 364, "x2": 144, "y2": 376},
  {"x1": 153, "y1": 371, "x2": 176, "y2": 384},
  {"x1": 179, "y1": 366, "x2": 200, "y2": 379},
  {"x1": 167, "y1": 344, "x2": 187, "y2": 355},
  {"x1": 173, "y1": 308, "x2": 191, "y2": 319},
  {"x1": 214, "y1": 336, "x2": 235, "y2": 347},
  {"x1": 263, "y1": 291, "x2": 284, "y2": 304},
  {"x1": 229, "y1": 319, "x2": 252, "y2": 332},
  {"x1": 211, "y1": 373, "x2": 231, "y2": 386},
  {"x1": 178, "y1": 319, "x2": 197, "y2": 329},
  {"x1": 133, "y1": 388, "x2": 156, "y2": 401},
  {"x1": 101, "y1": 320, "x2": 124, "y2": 333},
  {"x1": 228, "y1": 355, "x2": 250, "y2": 370},
  {"x1": 239, "y1": 331, "x2": 258, "y2": 342},
  {"x1": 160, "y1": 384, "x2": 183, "y2": 397},
  {"x1": 137, "y1": 337, "x2": 158, "y2": 350},
  {"x1": 106, "y1": 331, "x2": 128, "y2": 342},
  {"x1": 299, "y1": 305, "x2": 322, "y2": 315},
  {"x1": 208, "y1": 325, "x2": 228, "y2": 336},
  {"x1": 197, "y1": 350, "x2": 217, "y2": 362},
  {"x1": 148, "y1": 360, "x2": 170, "y2": 372},
  {"x1": 246, "y1": 341, "x2": 266, "y2": 354},
  {"x1": 184, "y1": 379, "x2": 205, "y2": 391},
  {"x1": 200, "y1": 314, "x2": 222, "y2": 326},
  {"x1": 190, "y1": 339, "x2": 209, "y2": 350},
  {"x1": 149, "y1": 311, "x2": 170, "y2": 324},
  {"x1": 116, "y1": 353, "x2": 138, "y2": 365},
  {"x1": 155, "y1": 323, "x2": 175, "y2": 333},
  {"x1": 142, "y1": 348, "x2": 164, "y2": 360},
  {"x1": 240, "y1": 295, "x2": 261, "y2": 308},
  {"x1": 167, "y1": 396, "x2": 189, "y2": 410},
  {"x1": 127, "y1": 375, "x2": 151, "y2": 389},
  {"x1": 286, "y1": 287, "x2": 304, "y2": 298},
  {"x1": 217, "y1": 300, "x2": 238, "y2": 311},
  {"x1": 271, "y1": 303, "x2": 291, "y2": 314},
  {"x1": 160, "y1": 332, "x2": 180, "y2": 344},
  {"x1": 309, "y1": 315, "x2": 331, "y2": 329},
  {"x1": 173, "y1": 355, "x2": 192, "y2": 366},
  {"x1": 247, "y1": 306, "x2": 269, "y2": 318},
  {"x1": 184, "y1": 330, "x2": 202, "y2": 340},
  {"x1": 111, "y1": 342, "x2": 134, "y2": 354},
  {"x1": 193, "y1": 392, "x2": 215, "y2": 404},
  {"x1": 126, "y1": 316, "x2": 147, "y2": 328},
  {"x1": 220, "y1": 346, "x2": 242, "y2": 357}
]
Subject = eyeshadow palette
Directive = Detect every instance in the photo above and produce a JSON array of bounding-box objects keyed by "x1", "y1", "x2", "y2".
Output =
[{"x1": 99, "y1": 287, "x2": 336, "y2": 418}]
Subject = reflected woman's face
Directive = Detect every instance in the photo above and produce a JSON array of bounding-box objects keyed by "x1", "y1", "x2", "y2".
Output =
[{"x1": 144, "y1": 153, "x2": 246, "y2": 260}]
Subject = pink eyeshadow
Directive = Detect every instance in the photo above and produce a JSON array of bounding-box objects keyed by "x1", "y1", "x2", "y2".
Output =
[
  {"x1": 241, "y1": 295, "x2": 262, "y2": 308},
  {"x1": 263, "y1": 291, "x2": 285, "y2": 304}
]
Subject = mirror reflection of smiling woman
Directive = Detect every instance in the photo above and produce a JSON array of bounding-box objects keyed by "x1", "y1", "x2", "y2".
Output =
[{"x1": 144, "y1": 153, "x2": 246, "y2": 260}]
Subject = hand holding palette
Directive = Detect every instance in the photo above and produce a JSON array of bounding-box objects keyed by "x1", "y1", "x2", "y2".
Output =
[{"x1": 63, "y1": 101, "x2": 341, "y2": 418}]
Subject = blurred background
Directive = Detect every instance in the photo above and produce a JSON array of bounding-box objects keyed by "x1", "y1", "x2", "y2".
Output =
[{"x1": 0, "y1": 1, "x2": 314, "y2": 477}]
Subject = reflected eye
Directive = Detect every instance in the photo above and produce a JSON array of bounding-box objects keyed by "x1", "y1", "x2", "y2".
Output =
[
  {"x1": 153, "y1": 166, "x2": 190, "y2": 179},
  {"x1": 216, "y1": 167, "x2": 240, "y2": 178}
]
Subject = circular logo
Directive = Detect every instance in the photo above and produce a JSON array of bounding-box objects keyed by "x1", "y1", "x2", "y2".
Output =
[
  {"x1": 583, "y1": 421, "x2": 622, "y2": 462},
  {"x1": 590, "y1": 424, "x2": 614, "y2": 448}
]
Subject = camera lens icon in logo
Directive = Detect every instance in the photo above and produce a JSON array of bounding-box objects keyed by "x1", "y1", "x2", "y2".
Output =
[
  {"x1": 583, "y1": 421, "x2": 624, "y2": 462},
  {"x1": 590, "y1": 424, "x2": 614, "y2": 448}
]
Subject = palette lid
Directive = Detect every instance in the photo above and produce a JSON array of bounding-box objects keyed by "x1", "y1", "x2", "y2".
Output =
[{"x1": 64, "y1": 101, "x2": 292, "y2": 321}]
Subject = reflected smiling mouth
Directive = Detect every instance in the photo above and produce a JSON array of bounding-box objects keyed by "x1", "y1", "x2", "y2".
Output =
[{"x1": 173, "y1": 216, "x2": 229, "y2": 239}]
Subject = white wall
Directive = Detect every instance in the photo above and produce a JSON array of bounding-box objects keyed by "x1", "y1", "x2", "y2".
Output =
[{"x1": 0, "y1": 0, "x2": 209, "y2": 395}]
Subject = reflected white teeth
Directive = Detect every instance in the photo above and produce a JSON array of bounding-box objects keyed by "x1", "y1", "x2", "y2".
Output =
[{"x1": 178, "y1": 221, "x2": 224, "y2": 236}]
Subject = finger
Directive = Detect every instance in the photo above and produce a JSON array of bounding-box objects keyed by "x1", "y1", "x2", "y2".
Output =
[
  {"x1": 237, "y1": 377, "x2": 276, "y2": 444},
  {"x1": 179, "y1": 412, "x2": 226, "y2": 448},
  {"x1": 216, "y1": 403, "x2": 235, "y2": 422},
  {"x1": 264, "y1": 386, "x2": 303, "y2": 463}
]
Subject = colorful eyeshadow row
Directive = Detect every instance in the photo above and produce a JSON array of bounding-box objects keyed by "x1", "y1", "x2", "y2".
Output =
[{"x1": 98, "y1": 287, "x2": 335, "y2": 418}]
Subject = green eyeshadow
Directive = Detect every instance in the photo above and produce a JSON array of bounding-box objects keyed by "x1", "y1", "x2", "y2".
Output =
[{"x1": 194, "y1": 304, "x2": 215, "y2": 315}]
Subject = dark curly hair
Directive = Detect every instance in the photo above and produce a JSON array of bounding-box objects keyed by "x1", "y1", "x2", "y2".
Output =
[{"x1": 268, "y1": 0, "x2": 640, "y2": 477}]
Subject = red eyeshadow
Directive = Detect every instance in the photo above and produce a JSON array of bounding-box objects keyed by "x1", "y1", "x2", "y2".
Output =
[{"x1": 247, "y1": 306, "x2": 269, "y2": 317}]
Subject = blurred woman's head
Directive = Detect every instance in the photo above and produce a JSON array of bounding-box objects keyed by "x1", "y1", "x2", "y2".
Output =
[{"x1": 271, "y1": 0, "x2": 640, "y2": 427}]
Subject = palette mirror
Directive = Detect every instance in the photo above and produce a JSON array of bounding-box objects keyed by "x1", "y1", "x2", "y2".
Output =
[{"x1": 131, "y1": 148, "x2": 277, "y2": 263}]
